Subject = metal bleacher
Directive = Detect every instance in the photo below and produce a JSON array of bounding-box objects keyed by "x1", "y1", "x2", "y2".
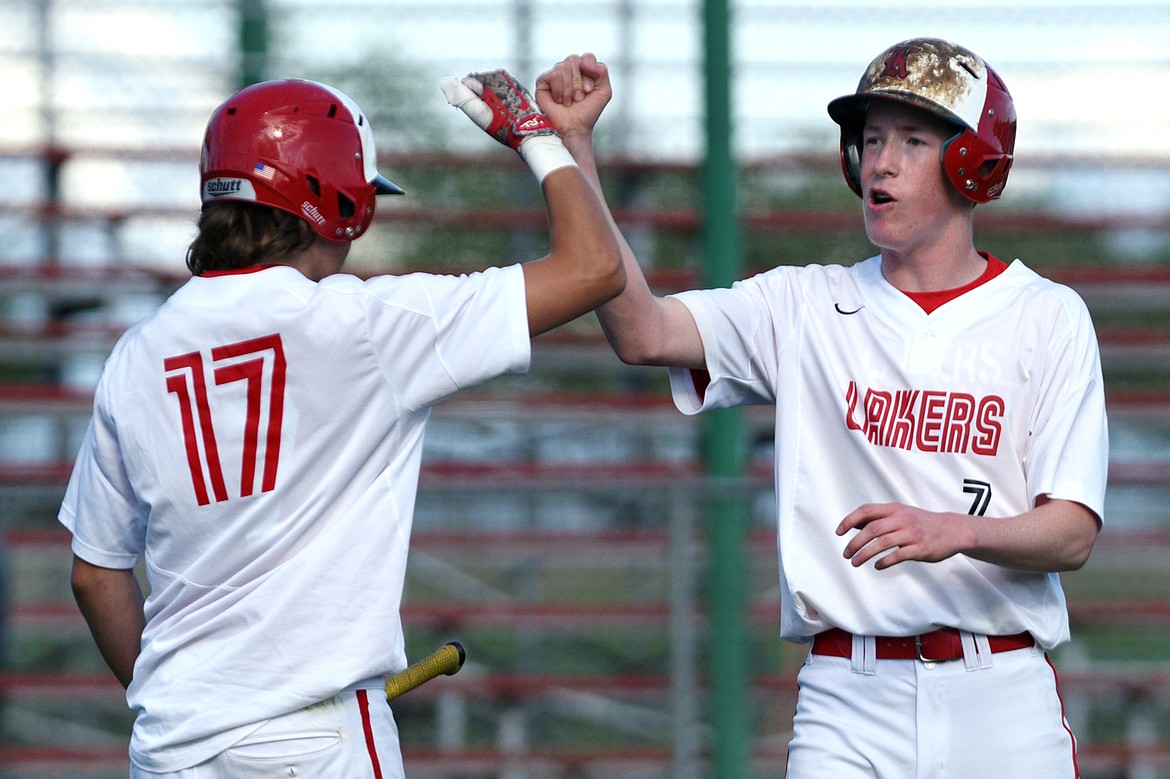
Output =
[{"x1": 1, "y1": 143, "x2": 1170, "y2": 779}]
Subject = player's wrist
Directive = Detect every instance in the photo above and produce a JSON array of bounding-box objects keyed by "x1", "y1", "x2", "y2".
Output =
[
  {"x1": 519, "y1": 135, "x2": 578, "y2": 183},
  {"x1": 557, "y1": 127, "x2": 594, "y2": 157}
]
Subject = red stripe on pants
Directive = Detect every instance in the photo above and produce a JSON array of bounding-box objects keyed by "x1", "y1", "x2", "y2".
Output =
[
  {"x1": 357, "y1": 689, "x2": 384, "y2": 779},
  {"x1": 1045, "y1": 655, "x2": 1081, "y2": 778}
]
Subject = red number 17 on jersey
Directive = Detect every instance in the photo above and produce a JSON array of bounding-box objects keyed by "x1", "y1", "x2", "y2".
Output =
[{"x1": 164, "y1": 334, "x2": 287, "y2": 506}]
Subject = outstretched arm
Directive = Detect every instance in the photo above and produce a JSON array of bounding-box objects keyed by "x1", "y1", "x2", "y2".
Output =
[
  {"x1": 525, "y1": 165, "x2": 626, "y2": 337},
  {"x1": 71, "y1": 556, "x2": 145, "y2": 688},
  {"x1": 441, "y1": 69, "x2": 624, "y2": 338},
  {"x1": 535, "y1": 54, "x2": 706, "y2": 368},
  {"x1": 837, "y1": 496, "x2": 1100, "y2": 573}
]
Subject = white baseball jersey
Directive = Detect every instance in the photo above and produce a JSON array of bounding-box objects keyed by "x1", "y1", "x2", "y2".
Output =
[
  {"x1": 669, "y1": 256, "x2": 1107, "y2": 649},
  {"x1": 59, "y1": 263, "x2": 530, "y2": 772}
]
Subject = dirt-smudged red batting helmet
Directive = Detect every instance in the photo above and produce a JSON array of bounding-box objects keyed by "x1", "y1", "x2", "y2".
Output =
[
  {"x1": 827, "y1": 38, "x2": 1016, "y2": 204},
  {"x1": 200, "y1": 79, "x2": 404, "y2": 241}
]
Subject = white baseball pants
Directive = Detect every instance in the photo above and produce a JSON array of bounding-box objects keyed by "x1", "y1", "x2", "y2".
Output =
[
  {"x1": 131, "y1": 684, "x2": 404, "y2": 779},
  {"x1": 785, "y1": 642, "x2": 1078, "y2": 778}
]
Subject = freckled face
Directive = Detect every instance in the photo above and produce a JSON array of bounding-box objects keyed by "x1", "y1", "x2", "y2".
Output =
[{"x1": 860, "y1": 100, "x2": 968, "y2": 257}]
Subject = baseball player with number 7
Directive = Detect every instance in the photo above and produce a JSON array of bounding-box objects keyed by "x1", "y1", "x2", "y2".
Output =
[
  {"x1": 60, "y1": 72, "x2": 622, "y2": 777},
  {"x1": 539, "y1": 39, "x2": 1108, "y2": 777}
]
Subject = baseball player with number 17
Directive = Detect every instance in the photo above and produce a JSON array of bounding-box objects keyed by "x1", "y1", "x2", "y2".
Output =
[
  {"x1": 539, "y1": 39, "x2": 1108, "y2": 777},
  {"x1": 60, "y1": 71, "x2": 621, "y2": 777}
]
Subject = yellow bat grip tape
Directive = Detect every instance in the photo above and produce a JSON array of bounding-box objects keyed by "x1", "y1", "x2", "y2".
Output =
[{"x1": 385, "y1": 641, "x2": 466, "y2": 701}]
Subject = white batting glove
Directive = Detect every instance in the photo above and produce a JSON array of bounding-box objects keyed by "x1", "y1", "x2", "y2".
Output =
[{"x1": 440, "y1": 69, "x2": 577, "y2": 183}]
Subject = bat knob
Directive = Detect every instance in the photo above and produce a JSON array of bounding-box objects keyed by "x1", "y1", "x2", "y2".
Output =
[{"x1": 445, "y1": 641, "x2": 467, "y2": 671}]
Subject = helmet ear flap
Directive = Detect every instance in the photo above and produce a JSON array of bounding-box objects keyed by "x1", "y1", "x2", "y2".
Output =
[
  {"x1": 941, "y1": 129, "x2": 1014, "y2": 204},
  {"x1": 839, "y1": 130, "x2": 863, "y2": 198}
]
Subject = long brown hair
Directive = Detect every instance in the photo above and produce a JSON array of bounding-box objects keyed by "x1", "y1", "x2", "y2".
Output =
[{"x1": 186, "y1": 202, "x2": 315, "y2": 275}]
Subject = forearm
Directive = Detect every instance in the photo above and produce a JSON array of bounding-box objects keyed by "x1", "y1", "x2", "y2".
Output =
[
  {"x1": 71, "y1": 556, "x2": 145, "y2": 688},
  {"x1": 561, "y1": 132, "x2": 703, "y2": 367},
  {"x1": 963, "y1": 498, "x2": 1100, "y2": 572},
  {"x1": 840, "y1": 497, "x2": 1100, "y2": 572},
  {"x1": 522, "y1": 164, "x2": 624, "y2": 337}
]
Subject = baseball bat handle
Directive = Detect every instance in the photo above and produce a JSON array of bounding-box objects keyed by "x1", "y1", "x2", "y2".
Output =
[{"x1": 385, "y1": 641, "x2": 466, "y2": 701}]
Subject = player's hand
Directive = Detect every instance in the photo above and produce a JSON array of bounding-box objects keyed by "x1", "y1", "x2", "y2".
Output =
[
  {"x1": 837, "y1": 503, "x2": 976, "y2": 570},
  {"x1": 440, "y1": 69, "x2": 558, "y2": 152},
  {"x1": 535, "y1": 53, "x2": 612, "y2": 142},
  {"x1": 441, "y1": 69, "x2": 576, "y2": 182}
]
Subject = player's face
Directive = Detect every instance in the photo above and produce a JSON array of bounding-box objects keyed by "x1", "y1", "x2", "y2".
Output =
[{"x1": 859, "y1": 101, "x2": 968, "y2": 259}]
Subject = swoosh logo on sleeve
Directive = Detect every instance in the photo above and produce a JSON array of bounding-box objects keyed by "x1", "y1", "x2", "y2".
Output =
[{"x1": 834, "y1": 303, "x2": 865, "y2": 315}]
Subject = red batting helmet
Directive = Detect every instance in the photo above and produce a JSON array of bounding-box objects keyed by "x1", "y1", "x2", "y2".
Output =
[
  {"x1": 827, "y1": 38, "x2": 1016, "y2": 204},
  {"x1": 200, "y1": 79, "x2": 404, "y2": 241}
]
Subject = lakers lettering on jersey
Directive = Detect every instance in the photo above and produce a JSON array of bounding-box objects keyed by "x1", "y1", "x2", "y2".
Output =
[{"x1": 844, "y1": 381, "x2": 1004, "y2": 456}]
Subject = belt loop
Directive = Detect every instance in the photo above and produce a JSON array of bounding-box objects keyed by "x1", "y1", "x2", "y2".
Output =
[
  {"x1": 974, "y1": 633, "x2": 994, "y2": 669},
  {"x1": 959, "y1": 630, "x2": 979, "y2": 671},
  {"x1": 959, "y1": 630, "x2": 994, "y2": 671},
  {"x1": 851, "y1": 634, "x2": 877, "y2": 675}
]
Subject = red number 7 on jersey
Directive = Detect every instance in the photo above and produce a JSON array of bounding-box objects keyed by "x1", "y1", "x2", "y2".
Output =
[{"x1": 164, "y1": 334, "x2": 287, "y2": 506}]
